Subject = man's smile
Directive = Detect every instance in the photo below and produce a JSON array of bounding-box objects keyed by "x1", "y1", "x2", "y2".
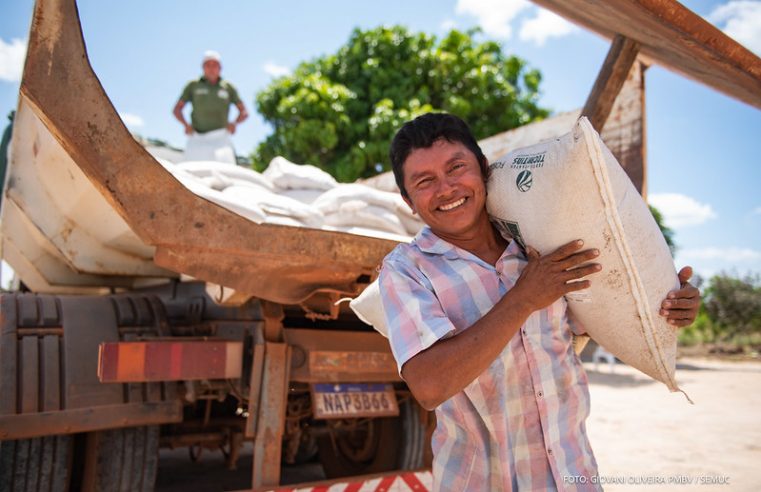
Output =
[{"x1": 438, "y1": 197, "x2": 468, "y2": 211}]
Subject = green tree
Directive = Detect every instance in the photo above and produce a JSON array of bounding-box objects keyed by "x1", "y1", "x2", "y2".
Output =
[
  {"x1": 252, "y1": 26, "x2": 549, "y2": 181},
  {"x1": 703, "y1": 273, "x2": 761, "y2": 340},
  {"x1": 649, "y1": 205, "x2": 676, "y2": 256}
]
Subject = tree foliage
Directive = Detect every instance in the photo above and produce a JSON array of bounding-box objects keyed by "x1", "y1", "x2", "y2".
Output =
[
  {"x1": 703, "y1": 273, "x2": 761, "y2": 339},
  {"x1": 649, "y1": 205, "x2": 676, "y2": 256},
  {"x1": 679, "y1": 272, "x2": 761, "y2": 347},
  {"x1": 252, "y1": 26, "x2": 549, "y2": 181}
]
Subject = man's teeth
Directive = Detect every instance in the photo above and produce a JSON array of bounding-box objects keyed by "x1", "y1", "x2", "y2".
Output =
[{"x1": 439, "y1": 198, "x2": 466, "y2": 211}]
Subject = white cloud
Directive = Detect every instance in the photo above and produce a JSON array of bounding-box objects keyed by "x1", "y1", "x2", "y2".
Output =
[
  {"x1": 440, "y1": 19, "x2": 458, "y2": 31},
  {"x1": 519, "y1": 9, "x2": 577, "y2": 46},
  {"x1": 707, "y1": 1, "x2": 761, "y2": 55},
  {"x1": 680, "y1": 247, "x2": 761, "y2": 262},
  {"x1": 455, "y1": 0, "x2": 531, "y2": 38},
  {"x1": 675, "y1": 246, "x2": 761, "y2": 280},
  {"x1": 648, "y1": 193, "x2": 718, "y2": 228},
  {"x1": 119, "y1": 112, "x2": 144, "y2": 128},
  {"x1": 263, "y1": 62, "x2": 291, "y2": 78},
  {"x1": 0, "y1": 38, "x2": 27, "y2": 82}
]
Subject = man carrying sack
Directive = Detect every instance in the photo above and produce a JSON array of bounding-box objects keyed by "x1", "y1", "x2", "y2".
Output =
[
  {"x1": 379, "y1": 113, "x2": 700, "y2": 491},
  {"x1": 173, "y1": 50, "x2": 248, "y2": 164}
]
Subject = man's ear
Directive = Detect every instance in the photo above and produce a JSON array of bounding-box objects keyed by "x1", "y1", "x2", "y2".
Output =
[{"x1": 402, "y1": 195, "x2": 417, "y2": 215}]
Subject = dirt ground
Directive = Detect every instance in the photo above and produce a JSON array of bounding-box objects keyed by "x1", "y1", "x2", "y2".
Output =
[
  {"x1": 155, "y1": 356, "x2": 761, "y2": 491},
  {"x1": 583, "y1": 357, "x2": 761, "y2": 491}
]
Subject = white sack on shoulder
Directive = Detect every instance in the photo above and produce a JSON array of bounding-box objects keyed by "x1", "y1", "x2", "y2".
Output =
[
  {"x1": 487, "y1": 117, "x2": 683, "y2": 396},
  {"x1": 264, "y1": 156, "x2": 338, "y2": 191},
  {"x1": 183, "y1": 129, "x2": 236, "y2": 164}
]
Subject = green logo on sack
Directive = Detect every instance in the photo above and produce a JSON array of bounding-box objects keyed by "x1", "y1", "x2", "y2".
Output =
[{"x1": 516, "y1": 170, "x2": 533, "y2": 192}]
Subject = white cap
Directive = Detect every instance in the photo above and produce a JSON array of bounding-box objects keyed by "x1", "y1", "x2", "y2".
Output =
[{"x1": 202, "y1": 50, "x2": 221, "y2": 64}]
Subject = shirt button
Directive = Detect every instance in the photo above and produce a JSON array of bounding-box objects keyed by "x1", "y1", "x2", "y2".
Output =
[
  {"x1": 522, "y1": 328, "x2": 526, "y2": 335},
  {"x1": 547, "y1": 448, "x2": 553, "y2": 455},
  {"x1": 537, "y1": 391, "x2": 543, "y2": 398}
]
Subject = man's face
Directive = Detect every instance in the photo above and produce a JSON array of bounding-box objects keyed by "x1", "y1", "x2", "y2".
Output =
[
  {"x1": 402, "y1": 139, "x2": 488, "y2": 239},
  {"x1": 202, "y1": 60, "x2": 221, "y2": 81}
]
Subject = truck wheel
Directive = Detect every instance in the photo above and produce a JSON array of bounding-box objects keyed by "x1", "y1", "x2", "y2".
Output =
[
  {"x1": 317, "y1": 399, "x2": 425, "y2": 479},
  {"x1": 80, "y1": 426, "x2": 159, "y2": 492},
  {"x1": 0, "y1": 435, "x2": 73, "y2": 491}
]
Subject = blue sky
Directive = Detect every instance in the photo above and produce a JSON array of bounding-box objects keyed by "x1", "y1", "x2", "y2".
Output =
[{"x1": 1, "y1": 0, "x2": 760, "y2": 281}]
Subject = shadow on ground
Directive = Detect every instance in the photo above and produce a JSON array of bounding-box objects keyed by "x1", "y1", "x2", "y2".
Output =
[{"x1": 585, "y1": 367, "x2": 656, "y2": 388}]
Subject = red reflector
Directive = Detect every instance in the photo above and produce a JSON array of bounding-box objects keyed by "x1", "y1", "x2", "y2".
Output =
[{"x1": 98, "y1": 340, "x2": 242, "y2": 383}]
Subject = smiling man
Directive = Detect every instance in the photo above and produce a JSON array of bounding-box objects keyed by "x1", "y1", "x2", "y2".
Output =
[{"x1": 379, "y1": 113, "x2": 700, "y2": 491}]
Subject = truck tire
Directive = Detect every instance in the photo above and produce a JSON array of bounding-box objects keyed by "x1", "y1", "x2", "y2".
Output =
[
  {"x1": 80, "y1": 426, "x2": 159, "y2": 492},
  {"x1": 317, "y1": 399, "x2": 425, "y2": 479},
  {"x1": 0, "y1": 435, "x2": 73, "y2": 491}
]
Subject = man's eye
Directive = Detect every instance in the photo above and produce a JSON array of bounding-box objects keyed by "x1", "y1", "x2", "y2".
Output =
[
  {"x1": 417, "y1": 178, "x2": 433, "y2": 188},
  {"x1": 450, "y1": 163, "x2": 465, "y2": 172}
]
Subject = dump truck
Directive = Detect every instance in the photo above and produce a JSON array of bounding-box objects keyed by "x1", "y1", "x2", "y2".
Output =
[
  {"x1": 2, "y1": 0, "x2": 760, "y2": 491},
  {"x1": 0, "y1": 1, "x2": 431, "y2": 490}
]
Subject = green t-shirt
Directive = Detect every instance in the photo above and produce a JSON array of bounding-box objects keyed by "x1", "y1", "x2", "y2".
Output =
[{"x1": 179, "y1": 77, "x2": 241, "y2": 133}]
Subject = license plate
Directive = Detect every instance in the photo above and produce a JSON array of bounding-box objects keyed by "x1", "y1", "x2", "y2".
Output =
[{"x1": 311, "y1": 383, "x2": 399, "y2": 419}]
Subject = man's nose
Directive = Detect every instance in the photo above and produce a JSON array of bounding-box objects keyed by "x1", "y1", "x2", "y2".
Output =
[{"x1": 435, "y1": 176, "x2": 457, "y2": 197}]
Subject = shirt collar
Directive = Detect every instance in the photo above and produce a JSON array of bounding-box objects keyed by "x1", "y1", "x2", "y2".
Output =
[
  {"x1": 414, "y1": 226, "x2": 524, "y2": 263},
  {"x1": 414, "y1": 226, "x2": 457, "y2": 257},
  {"x1": 200, "y1": 76, "x2": 223, "y2": 85}
]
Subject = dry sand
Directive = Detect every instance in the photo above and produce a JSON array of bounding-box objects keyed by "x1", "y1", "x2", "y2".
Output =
[{"x1": 583, "y1": 357, "x2": 761, "y2": 491}]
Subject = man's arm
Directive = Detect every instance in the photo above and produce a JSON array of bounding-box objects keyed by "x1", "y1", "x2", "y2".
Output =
[
  {"x1": 227, "y1": 101, "x2": 249, "y2": 134},
  {"x1": 172, "y1": 100, "x2": 193, "y2": 135},
  {"x1": 401, "y1": 241, "x2": 600, "y2": 410}
]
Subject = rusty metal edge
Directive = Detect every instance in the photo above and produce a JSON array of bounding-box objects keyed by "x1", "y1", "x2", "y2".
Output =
[
  {"x1": 531, "y1": 0, "x2": 761, "y2": 109},
  {"x1": 0, "y1": 400, "x2": 182, "y2": 440}
]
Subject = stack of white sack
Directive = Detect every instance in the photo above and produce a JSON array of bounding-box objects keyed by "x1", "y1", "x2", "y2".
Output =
[
  {"x1": 351, "y1": 117, "x2": 688, "y2": 398},
  {"x1": 156, "y1": 156, "x2": 421, "y2": 240}
]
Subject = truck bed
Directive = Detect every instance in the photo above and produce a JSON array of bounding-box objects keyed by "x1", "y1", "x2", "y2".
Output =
[{"x1": 1, "y1": 0, "x2": 398, "y2": 304}]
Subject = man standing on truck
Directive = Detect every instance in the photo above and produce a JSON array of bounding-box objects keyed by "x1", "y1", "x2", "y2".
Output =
[
  {"x1": 380, "y1": 113, "x2": 700, "y2": 491},
  {"x1": 173, "y1": 50, "x2": 248, "y2": 163}
]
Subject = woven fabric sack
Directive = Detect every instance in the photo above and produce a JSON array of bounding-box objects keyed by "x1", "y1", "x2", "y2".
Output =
[{"x1": 486, "y1": 116, "x2": 682, "y2": 394}]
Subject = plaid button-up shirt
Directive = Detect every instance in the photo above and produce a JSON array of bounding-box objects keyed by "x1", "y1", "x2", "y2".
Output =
[{"x1": 380, "y1": 227, "x2": 601, "y2": 491}]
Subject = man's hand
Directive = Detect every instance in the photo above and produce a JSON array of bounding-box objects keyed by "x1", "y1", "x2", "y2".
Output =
[
  {"x1": 660, "y1": 266, "x2": 701, "y2": 328},
  {"x1": 226, "y1": 122, "x2": 237, "y2": 134},
  {"x1": 511, "y1": 240, "x2": 601, "y2": 312},
  {"x1": 173, "y1": 100, "x2": 193, "y2": 134}
]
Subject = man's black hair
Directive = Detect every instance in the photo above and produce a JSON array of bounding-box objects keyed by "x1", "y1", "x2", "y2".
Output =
[{"x1": 389, "y1": 112, "x2": 489, "y2": 199}]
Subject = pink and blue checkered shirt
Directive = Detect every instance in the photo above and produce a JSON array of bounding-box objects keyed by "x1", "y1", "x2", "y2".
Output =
[{"x1": 380, "y1": 227, "x2": 601, "y2": 491}]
